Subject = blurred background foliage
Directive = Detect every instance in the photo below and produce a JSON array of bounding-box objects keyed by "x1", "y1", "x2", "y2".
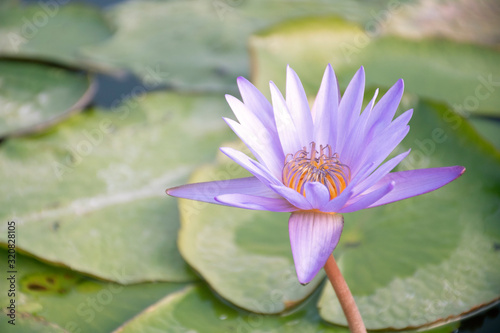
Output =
[{"x1": 0, "y1": 0, "x2": 499, "y2": 332}]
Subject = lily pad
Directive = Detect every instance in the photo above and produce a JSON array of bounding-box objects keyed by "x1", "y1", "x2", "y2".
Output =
[
  {"x1": 318, "y1": 99, "x2": 500, "y2": 329},
  {"x1": 177, "y1": 147, "x2": 324, "y2": 314},
  {"x1": 81, "y1": 0, "x2": 415, "y2": 91},
  {"x1": 0, "y1": 2, "x2": 114, "y2": 69},
  {"x1": 113, "y1": 284, "x2": 460, "y2": 333},
  {"x1": 0, "y1": 60, "x2": 95, "y2": 138},
  {"x1": 0, "y1": 250, "x2": 186, "y2": 333},
  {"x1": 469, "y1": 117, "x2": 500, "y2": 151},
  {"x1": 113, "y1": 285, "x2": 346, "y2": 333},
  {"x1": 250, "y1": 17, "x2": 500, "y2": 117},
  {"x1": 0, "y1": 92, "x2": 235, "y2": 284},
  {"x1": 1, "y1": 313, "x2": 66, "y2": 333}
]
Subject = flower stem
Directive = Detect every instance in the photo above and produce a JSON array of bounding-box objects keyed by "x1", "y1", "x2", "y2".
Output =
[{"x1": 324, "y1": 254, "x2": 367, "y2": 333}]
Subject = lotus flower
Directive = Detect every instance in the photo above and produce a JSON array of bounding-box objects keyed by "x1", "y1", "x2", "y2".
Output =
[{"x1": 167, "y1": 64, "x2": 465, "y2": 284}]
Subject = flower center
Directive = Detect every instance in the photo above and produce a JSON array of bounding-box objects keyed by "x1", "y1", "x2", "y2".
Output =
[{"x1": 282, "y1": 142, "x2": 350, "y2": 200}]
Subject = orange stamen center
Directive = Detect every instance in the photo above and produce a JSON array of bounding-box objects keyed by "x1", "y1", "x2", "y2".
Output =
[{"x1": 282, "y1": 142, "x2": 350, "y2": 200}]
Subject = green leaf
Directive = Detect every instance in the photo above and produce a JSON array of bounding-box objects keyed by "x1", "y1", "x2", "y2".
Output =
[
  {"x1": 0, "y1": 60, "x2": 94, "y2": 138},
  {"x1": 469, "y1": 117, "x2": 500, "y2": 151},
  {"x1": 177, "y1": 147, "x2": 324, "y2": 314},
  {"x1": 112, "y1": 284, "x2": 460, "y2": 333},
  {"x1": 250, "y1": 17, "x2": 500, "y2": 116},
  {"x1": 0, "y1": 250, "x2": 186, "y2": 333},
  {"x1": 113, "y1": 284, "x2": 349, "y2": 333},
  {"x1": 0, "y1": 92, "x2": 235, "y2": 284},
  {"x1": 0, "y1": 314, "x2": 66, "y2": 333},
  {"x1": 318, "y1": 99, "x2": 500, "y2": 329},
  {"x1": 0, "y1": 3, "x2": 114, "y2": 69},
  {"x1": 81, "y1": 0, "x2": 416, "y2": 91}
]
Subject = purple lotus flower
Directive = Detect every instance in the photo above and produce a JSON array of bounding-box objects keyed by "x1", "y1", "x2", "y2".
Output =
[{"x1": 167, "y1": 64, "x2": 465, "y2": 284}]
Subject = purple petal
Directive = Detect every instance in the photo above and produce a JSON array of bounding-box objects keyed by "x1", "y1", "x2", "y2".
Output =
[
  {"x1": 336, "y1": 67, "x2": 365, "y2": 151},
  {"x1": 286, "y1": 65, "x2": 314, "y2": 144},
  {"x1": 367, "y1": 166, "x2": 466, "y2": 208},
  {"x1": 312, "y1": 64, "x2": 339, "y2": 146},
  {"x1": 270, "y1": 81, "x2": 302, "y2": 155},
  {"x1": 215, "y1": 193, "x2": 297, "y2": 212},
  {"x1": 352, "y1": 149, "x2": 411, "y2": 196},
  {"x1": 322, "y1": 161, "x2": 375, "y2": 212},
  {"x1": 289, "y1": 211, "x2": 344, "y2": 284},
  {"x1": 352, "y1": 109, "x2": 413, "y2": 176},
  {"x1": 223, "y1": 117, "x2": 283, "y2": 178},
  {"x1": 365, "y1": 79, "x2": 404, "y2": 131},
  {"x1": 304, "y1": 182, "x2": 330, "y2": 209},
  {"x1": 220, "y1": 147, "x2": 282, "y2": 187},
  {"x1": 237, "y1": 76, "x2": 276, "y2": 128},
  {"x1": 270, "y1": 184, "x2": 312, "y2": 211},
  {"x1": 339, "y1": 181, "x2": 395, "y2": 213},
  {"x1": 340, "y1": 89, "x2": 379, "y2": 166},
  {"x1": 166, "y1": 177, "x2": 278, "y2": 205}
]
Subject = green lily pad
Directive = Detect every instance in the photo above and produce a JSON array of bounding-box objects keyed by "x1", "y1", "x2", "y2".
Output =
[
  {"x1": 113, "y1": 284, "x2": 460, "y2": 333},
  {"x1": 469, "y1": 117, "x2": 500, "y2": 151},
  {"x1": 250, "y1": 17, "x2": 500, "y2": 117},
  {"x1": 0, "y1": 60, "x2": 95, "y2": 138},
  {"x1": 0, "y1": 92, "x2": 235, "y2": 284},
  {"x1": 1, "y1": 314, "x2": 66, "y2": 333},
  {"x1": 0, "y1": 250, "x2": 186, "y2": 333},
  {"x1": 81, "y1": 0, "x2": 416, "y2": 91},
  {"x1": 0, "y1": 3, "x2": 114, "y2": 69},
  {"x1": 318, "y1": 99, "x2": 500, "y2": 329},
  {"x1": 113, "y1": 285, "x2": 347, "y2": 333},
  {"x1": 177, "y1": 147, "x2": 324, "y2": 314}
]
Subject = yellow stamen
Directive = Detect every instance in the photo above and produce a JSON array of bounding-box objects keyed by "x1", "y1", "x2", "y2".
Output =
[{"x1": 282, "y1": 142, "x2": 350, "y2": 200}]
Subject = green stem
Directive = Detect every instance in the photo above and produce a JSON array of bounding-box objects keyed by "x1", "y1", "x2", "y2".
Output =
[{"x1": 324, "y1": 254, "x2": 367, "y2": 333}]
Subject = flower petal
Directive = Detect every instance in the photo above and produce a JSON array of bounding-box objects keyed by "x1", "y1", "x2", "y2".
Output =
[
  {"x1": 286, "y1": 65, "x2": 314, "y2": 144},
  {"x1": 367, "y1": 166, "x2": 466, "y2": 208},
  {"x1": 270, "y1": 184, "x2": 312, "y2": 210},
  {"x1": 352, "y1": 109, "x2": 413, "y2": 176},
  {"x1": 339, "y1": 181, "x2": 395, "y2": 213},
  {"x1": 289, "y1": 211, "x2": 344, "y2": 284},
  {"x1": 312, "y1": 64, "x2": 339, "y2": 146},
  {"x1": 335, "y1": 66, "x2": 365, "y2": 151},
  {"x1": 304, "y1": 182, "x2": 330, "y2": 209},
  {"x1": 270, "y1": 81, "x2": 302, "y2": 155},
  {"x1": 215, "y1": 193, "x2": 297, "y2": 212},
  {"x1": 365, "y1": 79, "x2": 404, "y2": 131},
  {"x1": 322, "y1": 162, "x2": 375, "y2": 212},
  {"x1": 236, "y1": 76, "x2": 276, "y2": 128},
  {"x1": 166, "y1": 176, "x2": 277, "y2": 205},
  {"x1": 352, "y1": 149, "x2": 411, "y2": 196},
  {"x1": 340, "y1": 89, "x2": 379, "y2": 166},
  {"x1": 219, "y1": 147, "x2": 282, "y2": 187},
  {"x1": 223, "y1": 117, "x2": 283, "y2": 178}
]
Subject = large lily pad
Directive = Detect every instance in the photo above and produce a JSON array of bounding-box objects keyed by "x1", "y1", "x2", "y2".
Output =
[
  {"x1": 177, "y1": 147, "x2": 324, "y2": 314},
  {"x1": 0, "y1": 250, "x2": 186, "y2": 333},
  {"x1": 113, "y1": 284, "x2": 459, "y2": 333},
  {"x1": 0, "y1": 3, "x2": 114, "y2": 69},
  {"x1": 0, "y1": 60, "x2": 95, "y2": 138},
  {"x1": 0, "y1": 92, "x2": 235, "y2": 283},
  {"x1": 469, "y1": 117, "x2": 500, "y2": 151},
  {"x1": 250, "y1": 17, "x2": 500, "y2": 117},
  {"x1": 113, "y1": 285, "x2": 346, "y2": 333},
  {"x1": 81, "y1": 0, "x2": 416, "y2": 91},
  {"x1": 318, "y1": 99, "x2": 500, "y2": 329}
]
